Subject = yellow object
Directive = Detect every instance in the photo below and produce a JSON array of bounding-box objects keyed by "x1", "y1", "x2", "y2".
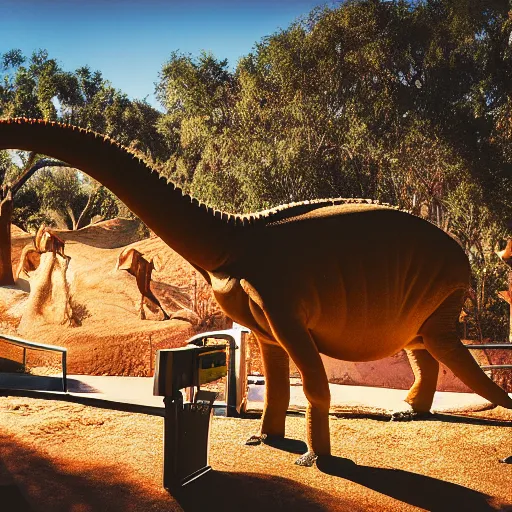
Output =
[{"x1": 198, "y1": 350, "x2": 227, "y2": 384}]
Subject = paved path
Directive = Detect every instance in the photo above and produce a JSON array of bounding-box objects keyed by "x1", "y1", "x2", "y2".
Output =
[{"x1": 0, "y1": 373, "x2": 499, "y2": 416}]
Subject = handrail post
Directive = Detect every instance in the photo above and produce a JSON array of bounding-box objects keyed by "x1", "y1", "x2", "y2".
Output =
[
  {"x1": 0, "y1": 334, "x2": 68, "y2": 392},
  {"x1": 62, "y1": 351, "x2": 67, "y2": 392}
]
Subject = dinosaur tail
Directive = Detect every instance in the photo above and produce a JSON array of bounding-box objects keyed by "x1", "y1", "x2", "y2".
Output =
[
  {"x1": 425, "y1": 337, "x2": 512, "y2": 408},
  {"x1": 420, "y1": 291, "x2": 512, "y2": 409}
]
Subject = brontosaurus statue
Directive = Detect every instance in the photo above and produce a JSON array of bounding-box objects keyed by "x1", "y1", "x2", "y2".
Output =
[{"x1": 1, "y1": 118, "x2": 511, "y2": 466}]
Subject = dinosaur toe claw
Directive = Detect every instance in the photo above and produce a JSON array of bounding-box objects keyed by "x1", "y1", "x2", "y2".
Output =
[
  {"x1": 245, "y1": 434, "x2": 267, "y2": 446},
  {"x1": 295, "y1": 451, "x2": 318, "y2": 467}
]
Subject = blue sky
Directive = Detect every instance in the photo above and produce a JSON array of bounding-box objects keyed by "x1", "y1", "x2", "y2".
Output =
[{"x1": 1, "y1": 0, "x2": 327, "y2": 108}]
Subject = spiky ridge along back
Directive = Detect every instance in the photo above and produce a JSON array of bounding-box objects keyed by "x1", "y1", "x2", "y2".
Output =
[
  {"x1": 1, "y1": 118, "x2": 408, "y2": 229},
  {"x1": 250, "y1": 197, "x2": 411, "y2": 226}
]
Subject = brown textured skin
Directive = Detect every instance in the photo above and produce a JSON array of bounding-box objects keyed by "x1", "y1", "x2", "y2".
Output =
[{"x1": 1, "y1": 118, "x2": 511, "y2": 464}]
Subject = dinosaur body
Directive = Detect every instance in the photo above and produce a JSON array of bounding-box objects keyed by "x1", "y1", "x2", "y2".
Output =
[
  {"x1": 219, "y1": 204, "x2": 469, "y2": 361},
  {"x1": 1, "y1": 118, "x2": 511, "y2": 465}
]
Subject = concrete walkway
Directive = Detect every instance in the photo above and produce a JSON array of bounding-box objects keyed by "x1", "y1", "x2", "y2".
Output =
[{"x1": 0, "y1": 372, "x2": 500, "y2": 416}]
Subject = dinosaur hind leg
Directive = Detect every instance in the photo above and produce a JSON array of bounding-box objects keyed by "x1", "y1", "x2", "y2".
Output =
[
  {"x1": 404, "y1": 344, "x2": 439, "y2": 413},
  {"x1": 420, "y1": 290, "x2": 512, "y2": 409}
]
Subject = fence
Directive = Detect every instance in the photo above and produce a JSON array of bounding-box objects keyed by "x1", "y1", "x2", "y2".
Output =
[
  {"x1": 0, "y1": 334, "x2": 67, "y2": 392},
  {"x1": 464, "y1": 343, "x2": 512, "y2": 371}
]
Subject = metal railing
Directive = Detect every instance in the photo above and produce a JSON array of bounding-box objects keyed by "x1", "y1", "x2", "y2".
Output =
[
  {"x1": 464, "y1": 343, "x2": 512, "y2": 371},
  {"x1": 0, "y1": 334, "x2": 67, "y2": 392}
]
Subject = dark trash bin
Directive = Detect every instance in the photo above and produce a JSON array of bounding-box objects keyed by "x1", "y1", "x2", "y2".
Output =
[
  {"x1": 163, "y1": 390, "x2": 217, "y2": 490},
  {"x1": 154, "y1": 346, "x2": 225, "y2": 491}
]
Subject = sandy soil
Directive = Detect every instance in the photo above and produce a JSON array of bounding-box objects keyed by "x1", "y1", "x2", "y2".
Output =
[
  {"x1": 1, "y1": 220, "x2": 226, "y2": 377},
  {"x1": 0, "y1": 396, "x2": 510, "y2": 512}
]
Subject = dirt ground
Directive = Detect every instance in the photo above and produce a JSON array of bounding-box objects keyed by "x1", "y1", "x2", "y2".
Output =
[
  {"x1": 1, "y1": 220, "x2": 223, "y2": 377},
  {"x1": 0, "y1": 396, "x2": 510, "y2": 512}
]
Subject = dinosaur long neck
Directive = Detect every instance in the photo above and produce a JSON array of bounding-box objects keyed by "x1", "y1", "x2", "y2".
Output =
[{"x1": 0, "y1": 119, "x2": 236, "y2": 272}]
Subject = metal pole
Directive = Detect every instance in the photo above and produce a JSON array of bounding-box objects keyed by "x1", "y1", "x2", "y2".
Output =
[
  {"x1": 62, "y1": 351, "x2": 67, "y2": 392},
  {"x1": 22, "y1": 347, "x2": 27, "y2": 372},
  {"x1": 226, "y1": 335, "x2": 238, "y2": 417}
]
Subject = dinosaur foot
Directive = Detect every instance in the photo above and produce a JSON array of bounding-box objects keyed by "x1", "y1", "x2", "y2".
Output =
[
  {"x1": 245, "y1": 434, "x2": 267, "y2": 446},
  {"x1": 295, "y1": 451, "x2": 318, "y2": 467},
  {"x1": 390, "y1": 409, "x2": 433, "y2": 422}
]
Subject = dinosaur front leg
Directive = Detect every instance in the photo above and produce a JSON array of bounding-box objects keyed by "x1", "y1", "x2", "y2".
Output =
[
  {"x1": 392, "y1": 345, "x2": 439, "y2": 421},
  {"x1": 246, "y1": 340, "x2": 290, "y2": 445},
  {"x1": 259, "y1": 340, "x2": 291, "y2": 437},
  {"x1": 263, "y1": 314, "x2": 331, "y2": 466}
]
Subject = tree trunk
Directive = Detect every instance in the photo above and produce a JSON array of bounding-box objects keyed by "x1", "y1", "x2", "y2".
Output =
[
  {"x1": 0, "y1": 189, "x2": 14, "y2": 286},
  {"x1": 0, "y1": 158, "x2": 67, "y2": 285},
  {"x1": 75, "y1": 185, "x2": 101, "y2": 230}
]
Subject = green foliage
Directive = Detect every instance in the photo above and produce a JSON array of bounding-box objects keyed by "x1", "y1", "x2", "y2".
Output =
[
  {"x1": 0, "y1": 49, "x2": 170, "y2": 231},
  {"x1": 152, "y1": 0, "x2": 512, "y2": 340},
  {"x1": 0, "y1": 151, "x2": 14, "y2": 186},
  {"x1": 444, "y1": 181, "x2": 509, "y2": 341},
  {"x1": 155, "y1": 51, "x2": 234, "y2": 189},
  {"x1": 1, "y1": 2, "x2": 511, "y2": 339}
]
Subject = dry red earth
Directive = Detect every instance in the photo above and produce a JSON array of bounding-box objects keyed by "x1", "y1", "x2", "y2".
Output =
[
  {"x1": 0, "y1": 219, "x2": 221, "y2": 376},
  {"x1": 0, "y1": 397, "x2": 511, "y2": 512}
]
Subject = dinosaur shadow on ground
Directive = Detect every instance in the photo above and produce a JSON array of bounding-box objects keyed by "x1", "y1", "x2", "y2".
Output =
[
  {"x1": 0, "y1": 434, "x2": 361, "y2": 512},
  {"x1": 332, "y1": 412, "x2": 512, "y2": 428},
  {"x1": 428, "y1": 412, "x2": 512, "y2": 428},
  {"x1": 250, "y1": 433, "x2": 507, "y2": 512},
  {"x1": 172, "y1": 470, "x2": 361, "y2": 512},
  {"x1": 316, "y1": 456, "x2": 503, "y2": 512},
  {"x1": 261, "y1": 435, "x2": 308, "y2": 454}
]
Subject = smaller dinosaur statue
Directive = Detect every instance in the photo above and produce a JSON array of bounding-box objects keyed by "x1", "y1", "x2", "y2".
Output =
[
  {"x1": 116, "y1": 247, "x2": 169, "y2": 320},
  {"x1": 16, "y1": 225, "x2": 70, "y2": 279},
  {"x1": 35, "y1": 225, "x2": 70, "y2": 261},
  {"x1": 15, "y1": 245, "x2": 40, "y2": 279}
]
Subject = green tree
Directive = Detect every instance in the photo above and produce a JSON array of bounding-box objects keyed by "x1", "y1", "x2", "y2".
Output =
[
  {"x1": 0, "y1": 49, "x2": 169, "y2": 234},
  {"x1": 156, "y1": 51, "x2": 234, "y2": 189},
  {"x1": 0, "y1": 158, "x2": 67, "y2": 285},
  {"x1": 154, "y1": 0, "x2": 512, "y2": 340}
]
